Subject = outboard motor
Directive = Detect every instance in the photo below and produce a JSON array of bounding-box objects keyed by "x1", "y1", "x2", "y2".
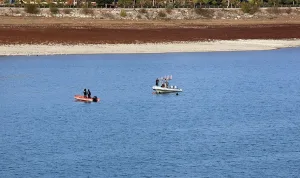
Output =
[{"x1": 92, "y1": 96, "x2": 98, "y2": 102}]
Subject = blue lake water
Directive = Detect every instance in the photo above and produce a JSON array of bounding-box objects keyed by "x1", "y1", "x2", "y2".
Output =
[{"x1": 1, "y1": 48, "x2": 300, "y2": 177}]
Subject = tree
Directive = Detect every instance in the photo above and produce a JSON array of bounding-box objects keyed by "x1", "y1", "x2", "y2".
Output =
[
  {"x1": 211, "y1": 0, "x2": 217, "y2": 5},
  {"x1": 193, "y1": 0, "x2": 199, "y2": 7},
  {"x1": 281, "y1": 0, "x2": 293, "y2": 5},
  {"x1": 118, "y1": 0, "x2": 132, "y2": 7},
  {"x1": 174, "y1": 0, "x2": 186, "y2": 7},
  {"x1": 155, "y1": 0, "x2": 164, "y2": 7},
  {"x1": 136, "y1": 0, "x2": 142, "y2": 7},
  {"x1": 138, "y1": 0, "x2": 151, "y2": 7},
  {"x1": 249, "y1": 0, "x2": 262, "y2": 5},
  {"x1": 143, "y1": 0, "x2": 152, "y2": 6},
  {"x1": 221, "y1": 0, "x2": 230, "y2": 8},
  {"x1": 95, "y1": 0, "x2": 114, "y2": 6},
  {"x1": 231, "y1": 0, "x2": 240, "y2": 7},
  {"x1": 268, "y1": 0, "x2": 281, "y2": 6},
  {"x1": 203, "y1": 0, "x2": 211, "y2": 5}
]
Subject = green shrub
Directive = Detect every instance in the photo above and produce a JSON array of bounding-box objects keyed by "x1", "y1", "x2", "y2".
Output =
[
  {"x1": 120, "y1": 9, "x2": 127, "y2": 17},
  {"x1": 158, "y1": 10, "x2": 166, "y2": 18},
  {"x1": 63, "y1": 8, "x2": 72, "y2": 14},
  {"x1": 241, "y1": 2, "x2": 259, "y2": 14},
  {"x1": 25, "y1": 4, "x2": 40, "y2": 14},
  {"x1": 137, "y1": 14, "x2": 142, "y2": 19},
  {"x1": 50, "y1": 4, "x2": 59, "y2": 14},
  {"x1": 194, "y1": 8, "x2": 214, "y2": 18}
]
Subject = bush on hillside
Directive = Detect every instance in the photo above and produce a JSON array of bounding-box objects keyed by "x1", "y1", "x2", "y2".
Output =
[
  {"x1": 102, "y1": 12, "x2": 115, "y2": 19},
  {"x1": 241, "y1": 2, "x2": 259, "y2": 14},
  {"x1": 286, "y1": 7, "x2": 292, "y2": 14},
  {"x1": 120, "y1": 9, "x2": 127, "y2": 17},
  {"x1": 25, "y1": 4, "x2": 40, "y2": 14},
  {"x1": 81, "y1": 7, "x2": 94, "y2": 15},
  {"x1": 63, "y1": 9, "x2": 72, "y2": 14},
  {"x1": 194, "y1": 8, "x2": 214, "y2": 18},
  {"x1": 50, "y1": 4, "x2": 59, "y2": 14},
  {"x1": 158, "y1": 10, "x2": 166, "y2": 18},
  {"x1": 166, "y1": 6, "x2": 173, "y2": 14}
]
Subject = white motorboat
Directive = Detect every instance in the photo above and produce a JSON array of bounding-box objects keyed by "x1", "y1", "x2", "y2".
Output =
[
  {"x1": 152, "y1": 86, "x2": 183, "y2": 93},
  {"x1": 152, "y1": 75, "x2": 183, "y2": 94}
]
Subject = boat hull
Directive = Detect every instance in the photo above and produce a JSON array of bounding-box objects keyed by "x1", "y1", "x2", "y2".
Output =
[
  {"x1": 152, "y1": 86, "x2": 183, "y2": 93},
  {"x1": 74, "y1": 95, "x2": 100, "y2": 102}
]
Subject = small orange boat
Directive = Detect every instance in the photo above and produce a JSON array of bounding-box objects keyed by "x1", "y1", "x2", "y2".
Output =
[{"x1": 74, "y1": 95, "x2": 100, "y2": 102}]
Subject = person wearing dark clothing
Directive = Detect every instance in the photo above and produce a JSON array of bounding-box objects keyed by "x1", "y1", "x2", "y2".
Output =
[
  {"x1": 83, "y1": 88, "x2": 87, "y2": 98},
  {"x1": 156, "y1": 78, "x2": 159, "y2": 86},
  {"x1": 87, "y1": 89, "x2": 91, "y2": 98}
]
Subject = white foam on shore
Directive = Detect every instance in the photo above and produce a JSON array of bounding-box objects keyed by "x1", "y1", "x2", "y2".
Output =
[{"x1": 1, "y1": 39, "x2": 300, "y2": 56}]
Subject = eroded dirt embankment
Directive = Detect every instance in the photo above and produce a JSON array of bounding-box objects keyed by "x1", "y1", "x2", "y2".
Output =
[{"x1": 0, "y1": 23, "x2": 300, "y2": 44}]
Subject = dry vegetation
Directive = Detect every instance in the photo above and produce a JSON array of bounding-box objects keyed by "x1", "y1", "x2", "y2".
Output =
[
  {"x1": 0, "y1": 6, "x2": 299, "y2": 21},
  {"x1": 166, "y1": 8, "x2": 173, "y2": 14},
  {"x1": 81, "y1": 7, "x2": 94, "y2": 15},
  {"x1": 120, "y1": 9, "x2": 127, "y2": 17},
  {"x1": 158, "y1": 10, "x2": 166, "y2": 18},
  {"x1": 63, "y1": 9, "x2": 72, "y2": 14},
  {"x1": 24, "y1": 4, "x2": 40, "y2": 14},
  {"x1": 194, "y1": 8, "x2": 214, "y2": 18},
  {"x1": 50, "y1": 4, "x2": 59, "y2": 14},
  {"x1": 240, "y1": 2, "x2": 259, "y2": 14}
]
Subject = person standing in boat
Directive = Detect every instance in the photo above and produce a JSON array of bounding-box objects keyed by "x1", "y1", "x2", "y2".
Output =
[
  {"x1": 162, "y1": 78, "x2": 167, "y2": 88},
  {"x1": 166, "y1": 79, "x2": 169, "y2": 88},
  {"x1": 156, "y1": 78, "x2": 159, "y2": 86},
  {"x1": 87, "y1": 89, "x2": 91, "y2": 98},
  {"x1": 83, "y1": 88, "x2": 87, "y2": 98}
]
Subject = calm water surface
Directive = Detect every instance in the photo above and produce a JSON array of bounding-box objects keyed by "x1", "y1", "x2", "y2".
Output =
[{"x1": 1, "y1": 48, "x2": 300, "y2": 177}]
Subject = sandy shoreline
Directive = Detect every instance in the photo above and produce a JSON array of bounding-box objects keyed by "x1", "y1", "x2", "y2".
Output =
[{"x1": 1, "y1": 39, "x2": 300, "y2": 56}]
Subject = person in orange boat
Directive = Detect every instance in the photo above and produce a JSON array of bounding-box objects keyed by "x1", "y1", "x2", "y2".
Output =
[
  {"x1": 83, "y1": 88, "x2": 87, "y2": 98},
  {"x1": 87, "y1": 89, "x2": 91, "y2": 98}
]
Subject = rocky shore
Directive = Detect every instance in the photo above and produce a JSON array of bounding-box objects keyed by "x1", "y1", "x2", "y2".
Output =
[{"x1": 1, "y1": 40, "x2": 300, "y2": 56}]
